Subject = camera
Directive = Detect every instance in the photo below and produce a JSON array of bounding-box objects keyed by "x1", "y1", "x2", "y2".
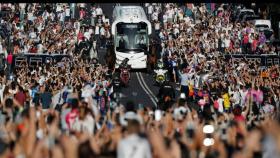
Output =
[{"x1": 155, "y1": 110, "x2": 162, "y2": 121}]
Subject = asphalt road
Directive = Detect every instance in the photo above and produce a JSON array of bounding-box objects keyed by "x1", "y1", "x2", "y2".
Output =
[
  {"x1": 97, "y1": 48, "x2": 162, "y2": 108},
  {"x1": 97, "y1": 3, "x2": 180, "y2": 108}
]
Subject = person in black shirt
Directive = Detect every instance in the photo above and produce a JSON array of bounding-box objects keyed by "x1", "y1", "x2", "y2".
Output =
[
  {"x1": 119, "y1": 36, "x2": 126, "y2": 49},
  {"x1": 157, "y1": 80, "x2": 175, "y2": 111}
]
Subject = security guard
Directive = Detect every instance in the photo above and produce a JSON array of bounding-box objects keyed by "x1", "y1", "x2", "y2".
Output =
[
  {"x1": 112, "y1": 73, "x2": 121, "y2": 91},
  {"x1": 157, "y1": 80, "x2": 175, "y2": 111}
]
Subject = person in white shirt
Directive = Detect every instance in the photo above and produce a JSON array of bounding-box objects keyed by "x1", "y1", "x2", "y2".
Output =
[
  {"x1": 0, "y1": 84, "x2": 5, "y2": 104},
  {"x1": 96, "y1": 6, "x2": 103, "y2": 18},
  {"x1": 152, "y1": 11, "x2": 158, "y2": 22},
  {"x1": 217, "y1": 95, "x2": 224, "y2": 113},
  {"x1": 27, "y1": 11, "x2": 34, "y2": 23},
  {"x1": 147, "y1": 5, "x2": 153, "y2": 20},
  {"x1": 80, "y1": 3, "x2": 85, "y2": 8},
  {"x1": 118, "y1": 112, "x2": 152, "y2": 158},
  {"x1": 72, "y1": 105, "x2": 95, "y2": 135},
  {"x1": 179, "y1": 67, "x2": 195, "y2": 99},
  {"x1": 84, "y1": 28, "x2": 91, "y2": 41},
  {"x1": 163, "y1": 13, "x2": 168, "y2": 24},
  {"x1": 29, "y1": 30, "x2": 37, "y2": 39},
  {"x1": 37, "y1": 43, "x2": 44, "y2": 54},
  {"x1": 95, "y1": 24, "x2": 100, "y2": 35},
  {"x1": 65, "y1": 6, "x2": 71, "y2": 21},
  {"x1": 230, "y1": 87, "x2": 241, "y2": 106},
  {"x1": 74, "y1": 21, "x2": 81, "y2": 35},
  {"x1": 42, "y1": 10, "x2": 49, "y2": 21},
  {"x1": 58, "y1": 11, "x2": 66, "y2": 25},
  {"x1": 0, "y1": 43, "x2": 3, "y2": 55},
  {"x1": 91, "y1": 7, "x2": 97, "y2": 27},
  {"x1": 224, "y1": 35, "x2": 231, "y2": 48},
  {"x1": 239, "y1": 86, "x2": 248, "y2": 107},
  {"x1": 154, "y1": 20, "x2": 160, "y2": 30}
]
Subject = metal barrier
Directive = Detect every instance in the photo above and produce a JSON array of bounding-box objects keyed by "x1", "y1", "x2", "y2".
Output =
[
  {"x1": 223, "y1": 54, "x2": 280, "y2": 66},
  {"x1": 12, "y1": 53, "x2": 71, "y2": 69}
]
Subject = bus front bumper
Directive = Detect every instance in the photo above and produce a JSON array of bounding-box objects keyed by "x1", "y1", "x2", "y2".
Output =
[{"x1": 115, "y1": 56, "x2": 147, "y2": 69}]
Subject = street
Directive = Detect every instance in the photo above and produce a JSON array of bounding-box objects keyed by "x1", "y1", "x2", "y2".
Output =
[{"x1": 97, "y1": 3, "x2": 180, "y2": 108}]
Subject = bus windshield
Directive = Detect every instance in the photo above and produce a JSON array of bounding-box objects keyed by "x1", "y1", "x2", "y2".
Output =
[{"x1": 116, "y1": 22, "x2": 148, "y2": 53}]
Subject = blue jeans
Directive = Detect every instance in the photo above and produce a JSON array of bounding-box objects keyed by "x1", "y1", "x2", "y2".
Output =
[{"x1": 180, "y1": 85, "x2": 189, "y2": 99}]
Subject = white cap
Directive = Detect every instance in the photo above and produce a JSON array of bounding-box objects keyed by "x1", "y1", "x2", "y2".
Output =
[
  {"x1": 120, "y1": 112, "x2": 143, "y2": 126},
  {"x1": 173, "y1": 107, "x2": 187, "y2": 121}
]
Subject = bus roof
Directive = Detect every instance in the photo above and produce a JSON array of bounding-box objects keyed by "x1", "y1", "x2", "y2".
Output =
[
  {"x1": 112, "y1": 6, "x2": 152, "y2": 35},
  {"x1": 112, "y1": 6, "x2": 148, "y2": 21}
]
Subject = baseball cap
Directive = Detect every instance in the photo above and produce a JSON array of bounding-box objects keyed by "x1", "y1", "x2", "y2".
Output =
[{"x1": 120, "y1": 111, "x2": 143, "y2": 126}]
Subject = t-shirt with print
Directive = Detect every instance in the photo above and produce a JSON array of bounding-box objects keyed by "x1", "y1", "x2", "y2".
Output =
[{"x1": 117, "y1": 134, "x2": 152, "y2": 158}]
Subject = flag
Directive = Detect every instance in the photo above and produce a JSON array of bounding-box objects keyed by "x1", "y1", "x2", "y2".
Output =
[{"x1": 108, "y1": 86, "x2": 113, "y2": 96}]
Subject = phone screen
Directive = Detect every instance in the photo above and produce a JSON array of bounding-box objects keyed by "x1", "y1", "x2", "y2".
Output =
[
  {"x1": 155, "y1": 110, "x2": 162, "y2": 121},
  {"x1": 138, "y1": 104, "x2": 144, "y2": 110}
]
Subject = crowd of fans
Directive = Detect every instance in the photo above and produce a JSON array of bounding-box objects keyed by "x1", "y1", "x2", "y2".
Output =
[
  {"x1": 0, "y1": 3, "x2": 111, "y2": 57},
  {"x1": 0, "y1": 3, "x2": 279, "y2": 158}
]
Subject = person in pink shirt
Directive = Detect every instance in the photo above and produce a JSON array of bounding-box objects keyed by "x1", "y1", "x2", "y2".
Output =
[
  {"x1": 255, "y1": 87, "x2": 263, "y2": 105},
  {"x1": 79, "y1": 8, "x2": 86, "y2": 19},
  {"x1": 65, "y1": 99, "x2": 79, "y2": 130}
]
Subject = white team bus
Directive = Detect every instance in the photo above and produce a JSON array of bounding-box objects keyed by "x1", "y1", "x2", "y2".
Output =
[{"x1": 111, "y1": 6, "x2": 152, "y2": 69}]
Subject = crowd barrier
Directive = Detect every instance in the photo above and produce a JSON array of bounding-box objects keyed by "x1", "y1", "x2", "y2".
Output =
[
  {"x1": 223, "y1": 54, "x2": 280, "y2": 66},
  {"x1": 9, "y1": 53, "x2": 71, "y2": 69}
]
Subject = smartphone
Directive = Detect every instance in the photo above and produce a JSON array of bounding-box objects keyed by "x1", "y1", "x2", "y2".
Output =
[
  {"x1": 203, "y1": 137, "x2": 215, "y2": 146},
  {"x1": 155, "y1": 110, "x2": 162, "y2": 121},
  {"x1": 203, "y1": 125, "x2": 214, "y2": 134},
  {"x1": 138, "y1": 104, "x2": 144, "y2": 110}
]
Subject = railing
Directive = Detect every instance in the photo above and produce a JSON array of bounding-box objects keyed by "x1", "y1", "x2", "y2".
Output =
[
  {"x1": 223, "y1": 54, "x2": 280, "y2": 66},
  {"x1": 11, "y1": 53, "x2": 71, "y2": 69}
]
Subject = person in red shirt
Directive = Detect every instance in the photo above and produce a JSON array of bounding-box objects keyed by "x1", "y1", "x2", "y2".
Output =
[
  {"x1": 7, "y1": 52, "x2": 13, "y2": 75},
  {"x1": 77, "y1": 31, "x2": 84, "y2": 41},
  {"x1": 243, "y1": 33, "x2": 249, "y2": 54},
  {"x1": 233, "y1": 105, "x2": 245, "y2": 122},
  {"x1": 15, "y1": 86, "x2": 26, "y2": 107},
  {"x1": 251, "y1": 36, "x2": 259, "y2": 53},
  {"x1": 29, "y1": 45, "x2": 37, "y2": 53}
]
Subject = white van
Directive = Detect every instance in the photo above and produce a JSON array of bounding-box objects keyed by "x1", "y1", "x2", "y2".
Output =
[
  {"x1": 254, "y1": 19, "x2": 274, "y2": 41},
  {"x1": 254, "y1": 19, "x2": 271, "y2": 29}
]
